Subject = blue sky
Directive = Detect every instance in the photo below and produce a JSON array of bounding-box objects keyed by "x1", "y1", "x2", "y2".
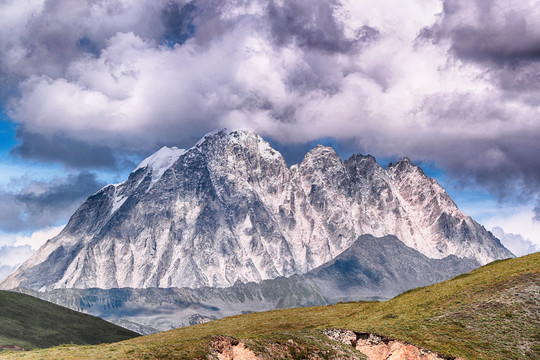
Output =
[
  {"x1": 0, "y1": 117, "x2": 55, "y2": 183},
  {"x1": 1, "y1": 0, "x2": 540, "y2": 279},
  {"x1": 0, "y1": 115, "x2": 16, "y2": 151},
  {"x1": 0, "y1": 118, "x2": 513, "y2": 224}
]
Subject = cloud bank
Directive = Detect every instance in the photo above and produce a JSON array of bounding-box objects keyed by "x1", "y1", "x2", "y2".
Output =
[
  {"x1": 491, "y1": 227, "x2": 539, "y2": 257},
  {"x1": 0, "y1": 225, "x2": 64, "y2": 282},
  {"x1": 0, "y1": 245, "x2": 34, "y2": 282},
  {"x1": 1, "y1": 0, "x2": 539, "y2": 209},
  {"x1": 0, "y1": 172, "x2": 104, "y2": 232},
  {"x1": 482, "y1": 208, "x2": 540, "y2": 249}
]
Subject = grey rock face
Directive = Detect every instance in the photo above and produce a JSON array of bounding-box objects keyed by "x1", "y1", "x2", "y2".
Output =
[
  {"x1": 304, "y1": 234, "x2": 480, "y2": 301},
  {"x1": 13, "y1": 275, "x2": 327, "y2": 334},
  {"x1": 14, "y1": 234, "x2": 479, "y2": 334},
  {"x1": 0, "y1": 130, "x2": 512, "y2": 291}
]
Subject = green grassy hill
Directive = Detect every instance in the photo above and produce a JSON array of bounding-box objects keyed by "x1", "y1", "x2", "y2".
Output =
[
  {"x1": 1, "y1": 252, "x2": 538, "y2": 359},
  {"x1": 0, "y1": 290, "x2": 139, "y2": 351}
]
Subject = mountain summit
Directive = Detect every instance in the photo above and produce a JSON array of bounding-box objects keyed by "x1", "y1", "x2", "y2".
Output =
[{"x1": 0, "y1": 130, "x2": 512, "y2": 291}]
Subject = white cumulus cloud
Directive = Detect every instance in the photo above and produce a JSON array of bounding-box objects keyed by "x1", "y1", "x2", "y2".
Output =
[
  {"x1": 1, "y1": 0, "x2": 540, "y2": 214},
  {"x1": 483, "y1": 208, "x2": 540, "y2": 255},
  {"x1": 0, "y1": 225, "x2": 64, "y2": 281},
  {"x1": 491, "y1": 226, "x2": 539, "y2": 257},
  {"x1": 13, "y1": 225, "x2": 64, "y2": 250}
]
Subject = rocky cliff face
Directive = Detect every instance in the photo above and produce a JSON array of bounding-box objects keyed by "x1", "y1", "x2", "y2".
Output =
[
  {"x1": 0, "y1": 130, "x2": 512, "y2": 291},
  {"x1": 305, "y1": 234, "x2": 480, "y2": 301},
  {"x1": 324, "y1": 329, "x2": 467, "y2": 360},
  {"x1": 13, "y1": 234, "x2": 479, "y2": 334}
]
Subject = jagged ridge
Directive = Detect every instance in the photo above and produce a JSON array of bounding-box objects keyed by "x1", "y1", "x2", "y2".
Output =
[{"x1": 0, "y1": 130, "x2": 512, "y2": 291}]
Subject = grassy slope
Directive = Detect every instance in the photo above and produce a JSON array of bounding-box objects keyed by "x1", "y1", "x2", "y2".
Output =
[
  {"x1": 1, "y1": 252, "x2": 538, "y2": 359},
  {"x1": 0, "y1": 290, "x2": 140, "y2": 350}
]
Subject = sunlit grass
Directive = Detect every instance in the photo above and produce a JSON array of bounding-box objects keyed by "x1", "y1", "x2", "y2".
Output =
[{"x1": 1, "y1": 253, "x2": 538, "y2": 360}]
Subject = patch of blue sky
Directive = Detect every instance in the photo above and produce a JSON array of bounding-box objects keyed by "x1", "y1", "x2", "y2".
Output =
[
  {"x1": 0, "y1": 117, "x2": 65, "y2": 190},
  {"x1": 415, "y1": 161, "x2": 517, "y2": 223},
  {"x1": 0, "y1": 114, "x2": 17, "y2": 154},
  {"x1": 94, "y1": 167, "x2": 133, "y2": 188},
  {"x1": 76, "y1": 37, "x2": 100, "y2": 57},
  {"x1": 96, "y1": 151, "x2": 149, "y2": 186},
  {"x1": 162, "y1": 2, "x2": 198, "y2": 48},
  {"x1": 0, "y1": 162, "x2": 65, "y2": 192},
  {"x1": 0, "y1": 108, "x2": 131, "y2": 192}
]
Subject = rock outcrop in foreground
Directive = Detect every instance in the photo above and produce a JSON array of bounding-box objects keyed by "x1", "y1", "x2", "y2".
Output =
[
  {"x1": 324, "y1": 329, "x2": 467, "y2": 360},
  {"x1": 208, "y1": 330, "x2": 468, "y2": 360},
  {"x1": 1, "y1": 130, "x2": 512, "y2": 291}
]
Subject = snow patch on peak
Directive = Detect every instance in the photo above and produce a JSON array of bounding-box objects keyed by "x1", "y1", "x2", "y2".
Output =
[
  {"x1": 253, "y1": 133, "x2": 282, "y2": 163},
  {"x1": 111, "y1": 193, "x2": 128, "y2": 214},
  {"x1": 136, "y1": 146, "x2": 186, "y2": 189}
]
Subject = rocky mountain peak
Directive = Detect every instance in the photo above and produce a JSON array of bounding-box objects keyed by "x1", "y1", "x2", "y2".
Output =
[
  {"x1": 135, "y1": 146, "x2": 186, "y2": 190},
  {"x1": 303, "y1": 145, "x2": 340, "y2": 159},
  {"x1": 298, "y1": 146, "x2": 344, "y2": 179},
  {"x1": 192, "y1": 129, "x2": 285, "y2": 167},
  {"x1": 346, "y1": 154, "x2": 381, "y2": 173},
  {"x1": 387, "y1": 157, "x2": 427, "y2": 178},
  {"x1": 0, "y1": 130, "x2": 513, "y2": 291}
]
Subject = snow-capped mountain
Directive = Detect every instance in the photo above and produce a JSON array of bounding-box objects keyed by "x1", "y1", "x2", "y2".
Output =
[{"x1": 0, "y1": 130, "x2": 513, "y2": 291}]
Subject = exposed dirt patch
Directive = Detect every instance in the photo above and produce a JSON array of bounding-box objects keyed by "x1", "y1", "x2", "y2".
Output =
[
  {"x1": 210, "y1": 332, "x2": 366, "y2": 360},
  {"x1": 324, "y1": 329, "x2": 467, "y2": 360},
  {"x1": 210, "y1": 335, "x2": 259, "y2": 360}
]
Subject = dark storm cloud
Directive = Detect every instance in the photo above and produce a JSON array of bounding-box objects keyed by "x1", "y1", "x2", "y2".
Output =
[
  {"x1": 415, "y1": 0, "x2": 540, "y2": 217},
  {"x1": 431, "y1": 0, "x2": 540, "y2": 91},
  {"x1": 438, "y1": 0, "x2": 540, "y2": 65},
  {"x1": 1, "y1": 0, "x2": 540, "y2": 222},
  {"x1": 412, "y1": 90, "x2": 540, "y2": 199},
  {"x1": 450, "y1": 25, "x2": 540, "y2": 65},
  {"x1": 0, "y1": 172, "x2": 105, "y2": 232},
  {"x1": 425, "y1": 133, "x2": 540, "y2": 201},
  {"x1": 0, "y1": 0, "x2": 166, "y2": 78},
  {"x1": 268, "y1": 0, "x2": 353, "y2": 52},
  {"x1": 12, "y1": 130, "x2": 119, "y2": 169},
  {"x1": 0, "y1": 0, "x2": 199, "y2": 97}
]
